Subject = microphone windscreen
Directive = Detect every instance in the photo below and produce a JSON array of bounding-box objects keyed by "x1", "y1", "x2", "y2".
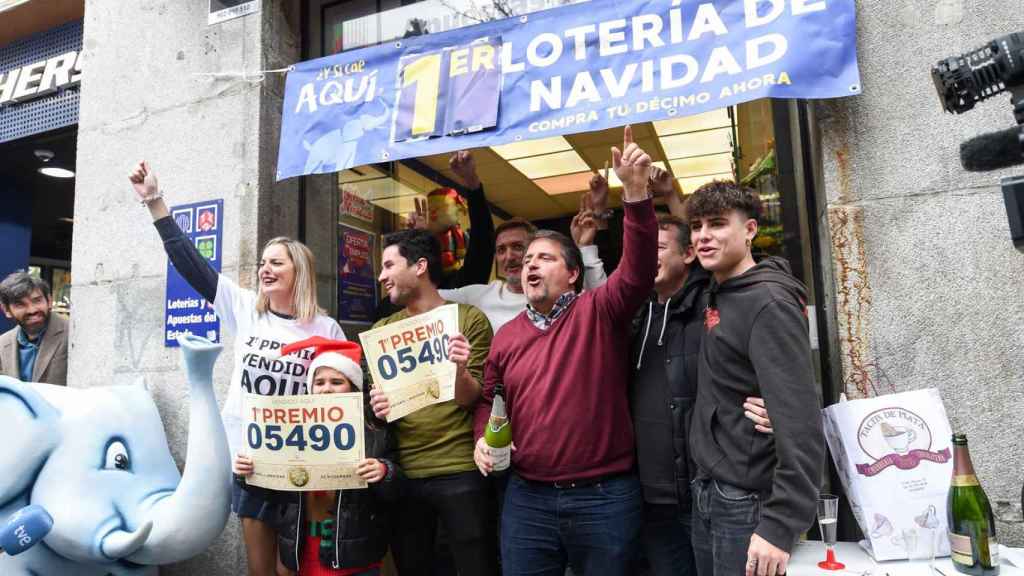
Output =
[
  {"x1": 960, "y1": 126, "x2": 1024, "y2": 172},
  {"x1": 0, "y1": 505, "x2": 54, "y2": 556}
]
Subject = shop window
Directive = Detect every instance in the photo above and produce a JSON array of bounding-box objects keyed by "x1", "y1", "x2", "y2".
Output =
[{"x1": 336, "y1": 161, "x2": 461, "y2": 327}]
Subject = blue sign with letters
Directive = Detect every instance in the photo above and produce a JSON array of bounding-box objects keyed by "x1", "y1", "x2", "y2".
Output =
[
  {"x1": 276, "y1": 0, "x2": 860, "y2": 180},
  {"x1": 164, "y1": 199, "x2": 224, "y2": 347}
]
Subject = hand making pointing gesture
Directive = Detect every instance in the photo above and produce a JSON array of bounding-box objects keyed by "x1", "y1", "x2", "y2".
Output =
[{"x1": 611, "y1": 125, "x2": 652, "y2": 202}]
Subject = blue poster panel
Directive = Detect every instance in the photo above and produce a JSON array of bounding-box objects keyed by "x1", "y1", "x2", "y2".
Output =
[
  {"x1": 338, "y1": 224, "x2": 377, "y2": 324},
  {"x1": 164, "y1": 200, "x2": 224, "y2": 347},
  {"x1": 277, "y1": 0, "x2": 860, "y2": 179}
]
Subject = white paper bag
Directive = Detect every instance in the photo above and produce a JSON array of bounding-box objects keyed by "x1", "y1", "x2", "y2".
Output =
[{"x1": 822, "y1": 388, "x2": 954, "y2": 561}]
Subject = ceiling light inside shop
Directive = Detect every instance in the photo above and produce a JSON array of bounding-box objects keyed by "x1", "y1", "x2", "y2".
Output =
[
  {"x1": 653, "y1": 108, "x2": 732, "y2": 136},
  {"x1": 669, "y1": 153, "x2": 734, "y2": 179},
  {"x1": 535, "y1": 171, "x2": 594, "y2": 196},
  {"x1": 509, "y1": 150, "x2": 590, "y2": 180},
  {"x1": 38, "y1": 166, "x2": 75, "y2": 178},
  {"x1": 660, "y1": 127, "x2": 733, "y2": 160},
  {"x1": 677, "y1": 173, "x2": 733, "y2": 195},
  {"x1": 491, "y1": 136, "x2": 573, "y2": 160}
]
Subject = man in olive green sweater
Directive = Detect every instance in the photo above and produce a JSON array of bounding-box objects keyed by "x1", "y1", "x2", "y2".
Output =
[{"x1": 368, "y1": 228, "x2": 496, "y2": 576}]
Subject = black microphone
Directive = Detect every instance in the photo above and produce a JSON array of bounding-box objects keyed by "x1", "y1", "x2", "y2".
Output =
[{"x1": 959, "y1": 125, "x2": 1024, "y2": 171}]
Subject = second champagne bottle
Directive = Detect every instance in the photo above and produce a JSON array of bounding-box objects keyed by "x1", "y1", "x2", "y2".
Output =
[{"x1": 485, "y1": 383, "x2": 511, "y2": 476}]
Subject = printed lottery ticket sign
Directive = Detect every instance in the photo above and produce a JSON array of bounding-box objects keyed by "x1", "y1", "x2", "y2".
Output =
[
  {"x1": 242, "y1": 392, "x2": 367, "y2": 491},
  {"x1": 359, "y1": 304, "x2": 459, "y2": 422}
]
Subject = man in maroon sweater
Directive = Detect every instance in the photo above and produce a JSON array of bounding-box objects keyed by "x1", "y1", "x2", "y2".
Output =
[{"x1": 472, "y1": 126, "x2": 657, "y2": 576}]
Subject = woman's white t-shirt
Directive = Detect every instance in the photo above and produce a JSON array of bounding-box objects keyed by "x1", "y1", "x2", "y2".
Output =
[{"x1": 214, "y1": 274, "x2": 345, "y2": 457}]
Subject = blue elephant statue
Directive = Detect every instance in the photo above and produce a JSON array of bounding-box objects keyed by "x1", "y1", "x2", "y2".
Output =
[{"x1": 0, "y1": 334, "x2": 231, "y2": 576}]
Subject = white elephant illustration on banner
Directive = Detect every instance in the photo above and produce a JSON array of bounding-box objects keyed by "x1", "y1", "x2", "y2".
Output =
[
  {"x1": 0, "y1": 335, "x2": 231, "y2": 576},
  {"x1": 302, "y1": 99, "x2": 391, "y2": 174}
]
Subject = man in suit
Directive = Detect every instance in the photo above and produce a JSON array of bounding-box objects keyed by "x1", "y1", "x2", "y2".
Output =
[{"x1": 0, "y1": 271, "x2": 68, "y2": 385}]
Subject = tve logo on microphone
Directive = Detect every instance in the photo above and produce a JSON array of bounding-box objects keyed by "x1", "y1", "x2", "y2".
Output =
[{"x1": 1, "y1": 505, "x2": 54, "y2": 556}]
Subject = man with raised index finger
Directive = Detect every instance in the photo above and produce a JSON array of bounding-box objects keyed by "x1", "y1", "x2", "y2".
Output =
[{"x1": 473, "y1": 125, "x2": 658, "y2": 576}]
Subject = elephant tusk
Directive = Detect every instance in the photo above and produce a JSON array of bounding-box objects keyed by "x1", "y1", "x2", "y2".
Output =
[{"x1": 100, "y1": 521, "x2": 153, "y2": 559}]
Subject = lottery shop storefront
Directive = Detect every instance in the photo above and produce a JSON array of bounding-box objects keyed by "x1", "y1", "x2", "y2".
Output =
[
  {"x1": 299, "y1": 0, "x2": 839, "y2": 393},
  {"x1": 293, "y1": 0, "x2": 863, "y2": 544}
]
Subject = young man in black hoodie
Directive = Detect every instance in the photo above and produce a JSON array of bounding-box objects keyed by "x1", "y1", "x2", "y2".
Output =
[
  {"x1": 629, "y1": 172, "x2": 773, "y2": 576},
  {"x1": 686, "y1": 181, "x2": 824, "y2": 576},
  {"x1": 629, "y1": 213, "x2": 709, "y2": 576}
]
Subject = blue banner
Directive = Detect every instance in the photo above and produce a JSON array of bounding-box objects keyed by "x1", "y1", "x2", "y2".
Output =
[
  {"x1": 277, "y1": 0, "x2": 859, "y2": 180},
  {"x1": 164, "y1": 200, "x2": 224, "y2": 347}
]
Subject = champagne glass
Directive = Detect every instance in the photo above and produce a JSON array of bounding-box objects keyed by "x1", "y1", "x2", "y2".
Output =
[
  {"x1": 901, "y1": 526, "x2": 937, "y2": 576},
  {"x1": 925, "y1": 527, "x2": 938, "y2": 572},
  {"x1": 817, "y1": 493, "x2": 845, "y2": 570},
  {"x1": 900, "y1": 528, "x2": 919, "y2": 560},
  {"x1": 913, "y1": 504, "x2": 941, "y2": 571}
]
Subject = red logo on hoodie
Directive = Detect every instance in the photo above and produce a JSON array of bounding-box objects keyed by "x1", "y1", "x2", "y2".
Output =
[{"x1": 704, "y1": 307, "x2": 720, "y2": 331}]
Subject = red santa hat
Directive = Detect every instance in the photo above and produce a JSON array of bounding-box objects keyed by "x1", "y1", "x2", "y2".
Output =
[{"x1": 279, "y1": 336, "x2": 364, "y2": 391}]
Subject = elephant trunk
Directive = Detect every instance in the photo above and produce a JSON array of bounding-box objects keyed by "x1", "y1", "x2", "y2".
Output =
[
  {"x1": 100, "y1": 521, "x2": 152, "y2": 559},
  {"x1": 128, "y1": 335, "x2": 230, "y2": 565}
]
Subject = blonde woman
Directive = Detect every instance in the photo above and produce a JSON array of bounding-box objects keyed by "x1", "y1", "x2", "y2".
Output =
[{"x1": 130, "y1": 162, "x2": 345, "y2": 576}]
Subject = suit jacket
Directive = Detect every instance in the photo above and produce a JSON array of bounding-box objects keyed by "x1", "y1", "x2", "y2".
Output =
[{"x1": 0, "y1": 313, "x2": 69, "y2": 385}]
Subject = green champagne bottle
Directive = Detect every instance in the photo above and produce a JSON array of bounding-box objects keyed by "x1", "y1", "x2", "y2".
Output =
[
  {"x1": 948, "y1": 433, "x2": 999, "y2": 575},
  {"x1": 484, "y1": 384, "x2": 511, "y2": 476}
]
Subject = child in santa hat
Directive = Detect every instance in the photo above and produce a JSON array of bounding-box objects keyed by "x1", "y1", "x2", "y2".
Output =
[{"x1": 233, "y1": 337, "x2": 402, "y2": 576}]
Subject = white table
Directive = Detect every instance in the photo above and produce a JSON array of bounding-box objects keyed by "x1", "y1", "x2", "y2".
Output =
[{"x1": 789, "y1": 541, "x2": 1024, "y2": 575}]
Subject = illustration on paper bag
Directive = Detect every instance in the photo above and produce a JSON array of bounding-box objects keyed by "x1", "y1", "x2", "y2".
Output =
[{"x1": 856, "y1": 407, "x2": 951, "y2": 477}]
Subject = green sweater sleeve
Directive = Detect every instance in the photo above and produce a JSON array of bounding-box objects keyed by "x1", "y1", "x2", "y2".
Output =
[{"x1": 458, "y1": 303, "x2": 493, "y2": 384}]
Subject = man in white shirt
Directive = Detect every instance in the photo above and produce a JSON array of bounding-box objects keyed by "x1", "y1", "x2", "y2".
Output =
[{"x1": 439, "y1": 218, "x2": 606, "y2": 332}]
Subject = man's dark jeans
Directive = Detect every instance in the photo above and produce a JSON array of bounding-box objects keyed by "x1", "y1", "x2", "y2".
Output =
[
  {"x1": 391, "y1": 470, "x2": 498, "y2": 576},
  {"x1": 501, "y1": 473, "x2": 643, "y2": 576},
  {"x1": 642, "y1": 502, "x2": 696, "y2": 576},
  {"x1": 691, "y1": 478, "x2": 761, "y2": 576}
]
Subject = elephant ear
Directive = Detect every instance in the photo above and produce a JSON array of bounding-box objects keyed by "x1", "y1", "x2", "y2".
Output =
[{"x1": 0, "y1": 376, "x2": 60, "y2": 504}]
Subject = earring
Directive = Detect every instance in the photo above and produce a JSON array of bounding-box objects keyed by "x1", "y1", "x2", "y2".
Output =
[{"x1": 745, "y1": 238, "x2": 752, "y2": 248}]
